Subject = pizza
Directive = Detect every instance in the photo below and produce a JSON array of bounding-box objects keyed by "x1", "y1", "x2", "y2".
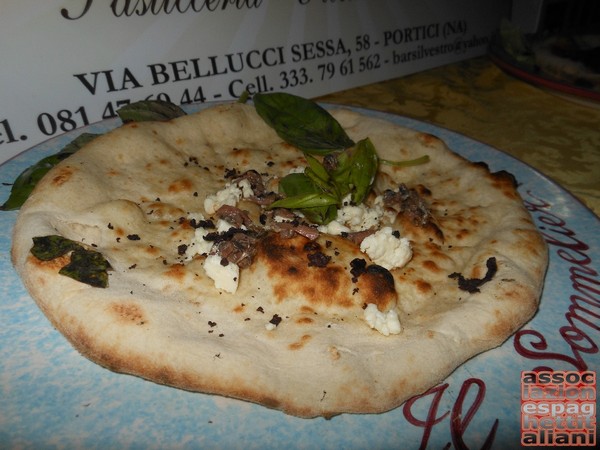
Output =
[{"x1": 9, "y1": 94, "x2": 548, "y2": 418}]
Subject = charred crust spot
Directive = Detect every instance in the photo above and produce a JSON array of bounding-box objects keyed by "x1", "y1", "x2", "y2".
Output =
[
  {"x1": 51, "y1": 166, "x2": 75, "y2": 186},
  {"x1": 355, "y1": 265, "x2": 397, "y2": 310},
  {"x1": 328, "y1": 346, "x2": 341, "y2": 360},
  {"x1": 168, "y1": 178, "x2": 194, "y2": 193},
  {"x1": 144, "y1": 246, "x2": 160, "y2": 256},
  {"x1": 295, "y1": 316, "x2": 314, "y2": 325},
  {"x1": 414, "y1": 279, "x2": 433, "y2": 294},
  {"x1": 491, "y1": 170, "x2": 518, "y2": 189},
  {"x1": 111, "y1": 303, "x2": 146, "y2": 325},
  {"x1": 307, "y1": 251, "x2": 331, "y2": 267},
  {"x1": 421, "y1": 260, "x2": 442, "y2": 273},
  {"x1": 288, "y1": 334, "x2": 312, "y2": 351},
  {"x1": 365, "y1": 265, "x2": 395, "y2": 288},
  {"x1": 163, "y1": 263, "x2": 186, "y2": 280},
  {"x1": 449, "y1": 257, "x2": 498, "y2": 293}
]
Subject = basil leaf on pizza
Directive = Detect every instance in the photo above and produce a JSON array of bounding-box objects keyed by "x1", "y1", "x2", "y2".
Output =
[
  {"x1": 117, "y1": 99, "x2": 186, "y2": 123},
  {"x1": 1, "y1": 133, "x2": 99, "y2": 211},
  {"x1": 254, "y1": 92, "x2": 355, "y2": 153},
  {"x1": 31, "y1": 235, "x2": 111, "y2": 288},
  {"x1": 10, "y1": 96, "x2": 547, "y2": 418}
]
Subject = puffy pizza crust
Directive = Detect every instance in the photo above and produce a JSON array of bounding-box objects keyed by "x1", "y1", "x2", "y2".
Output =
[{"x1": 11, "y1": 103, "x2": 548, "y2": 417}]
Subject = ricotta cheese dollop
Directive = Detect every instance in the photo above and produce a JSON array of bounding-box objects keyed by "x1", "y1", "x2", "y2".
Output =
[
  {"x1": 363, "y1": 303, "x2": 402, "y2": 336},
  {"x1": 203, "y1": 254, "x2": 239, "y2": 294},
  {"x1": 359, "y1": 226, "x2": 412, "y2": 270},
  {"x1": 203, "y1": 180, "x2": 254, "y2": 215},
  {"x1": 318, "y1": 195, "x2": 383, "y2": 234}
]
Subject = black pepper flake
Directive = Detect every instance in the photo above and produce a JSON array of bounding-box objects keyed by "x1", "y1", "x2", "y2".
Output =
[
  {"x1": 269, "y1": 314, "x2": 282, "y2": 327},
  {"x1": 257, "y1": 306, "x2": 264, "y2": 313},
  {"x1": 392, "y1": 230, "x2": 401, "y2": 239},
  {"x1": 107, "y1": 223, "x2": 114, "y2": 230},
  {"x1": 190, "y1": 218, "x2": 215, "y2": 229},
  {"x1": 266, "y1": 161, "x2": 275, "y2": 167},
  {"x1": 449, "y1": 257, "x2": 498, "y2": 293},
  {"x1": 224, "y1": 168, "x2": 239, "y2": 178},
  {"x1": 177, "y1": 244, "x2": 188, "y2": 255},
  {"x1": 208, "y1": 321, "x2": 217, "y2": 327},
  {"x1": 307, "y1": 252, "x2": 331, "y2": 268},
  {"x1": 303, "y1": 241, "x2": 321, "y2": 252},
  {"x1": 350, "y1": 258, "x2": 367, "y2": 280},
  {"x1": 127, "y1": 234, "x2": 141, "y2": 241},
  {"x1": 128, "y1": 264, "x2": 137, "y2": 270}
]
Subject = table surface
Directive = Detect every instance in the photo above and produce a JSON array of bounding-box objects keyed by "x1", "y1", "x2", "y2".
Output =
[{"x1": 318, "y1": 56, "x2": 600, "y2": 217}]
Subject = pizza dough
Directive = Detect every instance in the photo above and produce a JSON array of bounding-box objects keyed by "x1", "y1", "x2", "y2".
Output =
[{"x1": 11, "y1": 102, "x2": 548, "y2": 417}]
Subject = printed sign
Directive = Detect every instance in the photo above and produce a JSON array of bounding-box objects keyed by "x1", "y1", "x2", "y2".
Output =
[
  {"x1": 521, "y1": 371, "x2": 596, "y2": 446},
  {"x1": 0, "y1": 0, "x2": 509, "y2": 165}
]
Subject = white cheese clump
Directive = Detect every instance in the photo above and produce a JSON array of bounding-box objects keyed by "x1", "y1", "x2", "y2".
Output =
[
  {"x1": 363, "y1": 303, "x2": 402, "y2": 336},
  {"x1": 190, "y1": 225, "x2": 214, "y2": 256},
  {"x1": 318, "y1": 195, "x2": 384, "y2": 235},
  {"x1": 203, "y1": 254, "x2": 239, "y2": 294},
  {"x1": 203, "y1": 180, "x2": 254, "y2": 215},
  {"x1": 360, "y1": 226, "x2": 412, "y2": 270},
  {"x1": 185, "y1": 213, "x2": 241, "y2": 293},
  {"x1": 237, "y1": 178, "x2": 254, "y2": 198}
]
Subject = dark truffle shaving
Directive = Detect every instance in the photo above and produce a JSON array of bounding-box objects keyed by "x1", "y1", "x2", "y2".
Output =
[{"x1": 449, "y1": 257, "x2": 498, "y2": 293}]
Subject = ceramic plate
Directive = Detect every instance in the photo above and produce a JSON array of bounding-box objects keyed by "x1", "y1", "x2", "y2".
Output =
[{"x1": 1, "y1": 105, "x2": 598, "y2": 449}]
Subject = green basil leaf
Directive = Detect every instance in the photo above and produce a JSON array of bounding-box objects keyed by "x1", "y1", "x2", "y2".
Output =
[
  {"x1": 59, "y1": 247, "x2": 110, "y2": 288},
  {"x1": 30, "y1": 235, "x2": 80, "y2": 260},
  {"x1": 304, "y1": 155, "x2": 330, "y2": 184},
  {"x1": 270, "y1": 192, "x2": 339, "y2": 210},
  {"x1": 117, "y1": 100, "x2": 186, "y2": 123},
  {"x1": 273, "y1": 172, "x2": 339, "y2": 225},
  {"x1": 270, "y1": 193, "x2": 338, "y2": 225},
  {"x1": 31, "y1": 235, "x2": 111, "y2": 288},
  {"x1": 328, "y1": 151, "x2": 352, "y2": 195},
  {"x1": 253, "y1": 92, "x2": 355, "y2": 154},
  {"x1": 303, "y1": 203, "x2": 338, "y2": 225},
  {"x1": 1, "y1": 133, "x2": 100, "y2": 211},
  {"x1": 348, "y1": 138, "x2": 379, "y2": 204},
  {"x1": 380, "y1": 154, "x2": 430, "y2": 167},
  {"x1": 278, "y1": 172, "x2": 318, "y2": 197}
]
